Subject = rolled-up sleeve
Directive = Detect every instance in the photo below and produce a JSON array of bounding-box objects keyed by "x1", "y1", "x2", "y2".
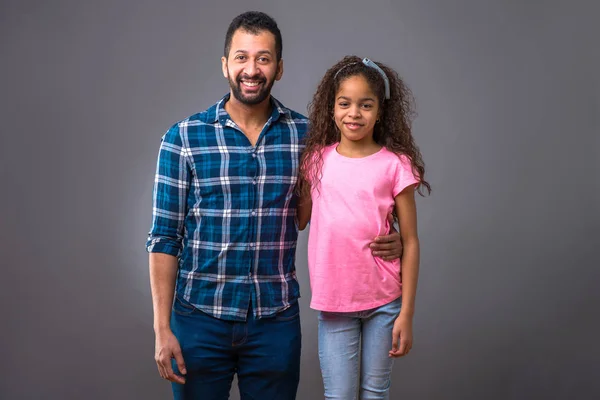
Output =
[{"x1": 145, "y1": 124, "x2": 191, "y2": 257}]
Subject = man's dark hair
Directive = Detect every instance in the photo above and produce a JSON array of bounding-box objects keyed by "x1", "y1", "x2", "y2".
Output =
[{"x1": 224, "y1": 11, "x2": 282, "y2": 61}]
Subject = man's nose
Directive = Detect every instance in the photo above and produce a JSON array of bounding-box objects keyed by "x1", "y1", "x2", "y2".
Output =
[{"x1": 244, "y1": 61, "x2": 259, "y2": 77}]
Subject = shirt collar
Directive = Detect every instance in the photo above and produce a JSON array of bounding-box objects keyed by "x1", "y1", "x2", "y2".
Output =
[{"x1": 211, "y1": 93, "x2": 291, "y2": 125}]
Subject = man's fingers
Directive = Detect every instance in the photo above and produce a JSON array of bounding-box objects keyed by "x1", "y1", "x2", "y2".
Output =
[
  {"x1": 173, "y1": 348, "x2": 187, "y2": 376},
  {"x1": 160, "y1": 361, "x2": 173, "y2": 381},
  {"x1": 372, "y1": 248, "x2": 401, "y2": 260},
  {"x1": 156, "y1": 361, "x2": 167, "y2": 379},
  {"x1": 159, "y1": 355, "x2": 178, "y2": 383},
  {"x1": 373, "y1": 234, "x2": 396, "y2": 243},
  {"x1": 164, "y1": 358, "x2": 186, "y2": 384},
  {"x1": 370, "y1": 241, "x2": 396, "y2": 251},
  {"x1": 371, "y1": 234, "x2": 401, "y2": 259},
  {"x1": 155, "y1": 355, "x2": 168, "y2": 379},
  {"x1": 373, "y1": 249, "x2": 399, "y2": 256},
  {"x1": 169, "y1": 373, "x2": 186, "y2": 384}
]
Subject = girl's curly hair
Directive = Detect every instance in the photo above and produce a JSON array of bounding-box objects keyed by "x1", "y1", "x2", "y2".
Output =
[{"x1": 298, "y1": 55, "x2": 431, "y2": 197}]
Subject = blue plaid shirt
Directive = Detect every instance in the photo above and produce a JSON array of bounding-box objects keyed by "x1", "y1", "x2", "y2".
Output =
[{"x1": 146, "y1": 94, "x2": 307, "y2": 321}]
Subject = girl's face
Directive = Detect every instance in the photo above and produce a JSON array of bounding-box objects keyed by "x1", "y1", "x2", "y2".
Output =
[{"x1": 333, "y1": 74, "x2": 380, "y2": 145}]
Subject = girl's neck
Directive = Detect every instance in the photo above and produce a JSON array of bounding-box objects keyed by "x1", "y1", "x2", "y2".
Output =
[{"x1": 336, "y1": 138, "x2": 381, "y2": 159}]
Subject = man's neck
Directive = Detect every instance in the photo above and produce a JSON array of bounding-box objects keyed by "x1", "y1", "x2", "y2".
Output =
[{"x1": 224, "y1": 93, "x2": 272, "y2": 129}]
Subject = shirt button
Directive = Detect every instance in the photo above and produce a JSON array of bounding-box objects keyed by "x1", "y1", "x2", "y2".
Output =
[
  {"x1": 252, "y1": 153, "x2": 256, "y2": 158},
  {"x1": 250, "y1": 243, "x2": 255, "y2": 248},
  {"x1": 252, "y1": 179, "x2": 257, "y2": 185},
  {"x1": 252, "y1": 210, "x2": 257, "y2": 216}
]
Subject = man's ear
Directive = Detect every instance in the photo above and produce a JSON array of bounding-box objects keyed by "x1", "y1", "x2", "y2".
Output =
[
  {"x1": 221, "y1": 56, "x2": 228, "y2": 79},
  {"x1": 275, "y1": 59, "x2": 284, "y2": 81}
]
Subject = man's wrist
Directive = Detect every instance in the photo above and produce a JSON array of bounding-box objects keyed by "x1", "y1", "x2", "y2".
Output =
[{"x1": 154, "y1": 322, "x2": 172, "y2": 334}]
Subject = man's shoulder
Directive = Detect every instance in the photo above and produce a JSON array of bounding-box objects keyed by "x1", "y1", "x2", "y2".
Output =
[
  {"x1": 272, "y1": 99, "x2": 308, "y2": 140},
  {"x1": 163, "y1": 102, "x2": 220, "y2": 136},
  {"x1": 285, "y1": 108, "x2": 308, "y2": 122},
  {"x1": 272, "y1": 97, "x2": 308, "y2": 123},
  {"x1": 284, "y1": 109, "x2": 308, "y2": 140},
  {"x1": 179, "y1": 102, "x2": 220, "y2": 127}
]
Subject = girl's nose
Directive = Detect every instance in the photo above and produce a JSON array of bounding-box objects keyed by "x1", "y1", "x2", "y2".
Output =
[{"x1": 348, "y1": 106, "x2": 361, "y2": 118}]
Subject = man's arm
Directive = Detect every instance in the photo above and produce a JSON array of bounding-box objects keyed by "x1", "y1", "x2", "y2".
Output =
[
  {"x1": 149, "y1": 253, "x2": 178, "y2": 332},
  {"x1": 150, "y1": 253, "x2": 186, "y2": 383},
  {"x1": 370, "y1": 213, "x2": 403, "y2": 260},
  {"x1": 296, "y1": 191, "x2": 312, "y2": 231},
  {"x1": 146, "y1": 125, "x2": 191, "y2": 383}
]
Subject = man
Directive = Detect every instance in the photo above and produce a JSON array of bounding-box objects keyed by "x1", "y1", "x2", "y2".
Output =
[{"x1": 146, "y1": 11, "x2": 402, "y2": 400}]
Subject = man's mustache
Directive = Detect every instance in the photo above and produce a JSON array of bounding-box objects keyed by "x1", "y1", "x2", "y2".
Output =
[{"x1": 237, "y1": 75, "x2": 266, "y2": 83}]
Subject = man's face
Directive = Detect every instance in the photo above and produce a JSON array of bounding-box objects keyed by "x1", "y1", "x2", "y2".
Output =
[{"x1": 222, "y1": 29, "x2": 283, "y2": 106}]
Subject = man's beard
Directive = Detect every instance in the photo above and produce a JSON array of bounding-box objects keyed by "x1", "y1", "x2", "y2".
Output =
[{"x1": 228, "y1": 72, "x2": 275, "y2": 105}]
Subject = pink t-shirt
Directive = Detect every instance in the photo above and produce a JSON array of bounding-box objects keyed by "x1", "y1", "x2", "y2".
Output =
[{"x1": 307, "y1": 143, "x2": 419, "y2": 312}]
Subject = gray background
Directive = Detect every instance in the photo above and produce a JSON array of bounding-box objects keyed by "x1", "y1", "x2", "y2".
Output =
[{"x1": 1, "y1": 0, "x2": 598, "y2": 399}]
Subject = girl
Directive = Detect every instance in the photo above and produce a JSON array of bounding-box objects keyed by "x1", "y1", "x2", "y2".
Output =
[{"x1": 297, "y1": 55, "x2": 430, "y2": 399}]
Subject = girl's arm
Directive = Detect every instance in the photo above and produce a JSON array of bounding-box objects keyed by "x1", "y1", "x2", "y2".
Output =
[
  {"x1": 390, "y1": 185, "x2": 420, "y2": 357},
  {"x1": 296, "y1": 190, "x2": 312, "y2": 231}
]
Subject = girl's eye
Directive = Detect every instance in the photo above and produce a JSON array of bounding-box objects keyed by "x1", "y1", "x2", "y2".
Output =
[
  {"x1": 362, "y1": 104, "x2": 373, "y2": 109},
  {"x1": 339, "y1": 102, "x2": 349, "y2": 107}
]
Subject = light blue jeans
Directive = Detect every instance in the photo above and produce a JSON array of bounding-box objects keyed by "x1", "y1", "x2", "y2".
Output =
[{"x1": 318, "y1": 297, "x2": 402, "y2": 400}]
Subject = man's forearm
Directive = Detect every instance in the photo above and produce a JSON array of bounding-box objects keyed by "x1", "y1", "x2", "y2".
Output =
[
  {"x1": 149, "y1": 253, "x2": 179, "y2": 333},
  {"x1": 296, "y1": 192, "x2": 312, "y2": 231}
]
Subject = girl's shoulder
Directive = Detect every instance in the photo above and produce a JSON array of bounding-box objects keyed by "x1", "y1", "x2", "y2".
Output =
[
  {"x1": 382, "y1": 147, "x2": 420, "y2": 183},
  {"x1": 324, "y1": 142, "x2": 338, "y2": 153},
  {"x1": 380, "y1": 147, "x2": 411, "y2": 163},
  {"x1": 380, "y1": 148, "x2": 415, "y2": 176},
  {"x1": 319, "y1": 142, "x2": 339, "y2": 158}
]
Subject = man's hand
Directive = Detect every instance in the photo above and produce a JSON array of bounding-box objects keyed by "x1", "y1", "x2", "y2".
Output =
[
  {"x1": 155, "y1": 329, "x2": 186, "y2": 384},
  {"x1": 370, "y1": 214, "x2": 403, "y2": 260},
  {"x1": 389, "y1": 315, "x2": 413, "y2": 358}
]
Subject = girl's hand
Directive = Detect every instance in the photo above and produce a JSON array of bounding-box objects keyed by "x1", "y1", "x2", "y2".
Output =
[{"x1": 389, "y1": 315, "x2": 413, "y2": 357}]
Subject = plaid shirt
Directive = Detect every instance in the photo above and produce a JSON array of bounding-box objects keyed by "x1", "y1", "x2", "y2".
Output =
[{"x1": 146, "y1": 94, "x2": 307, "y2": 321}]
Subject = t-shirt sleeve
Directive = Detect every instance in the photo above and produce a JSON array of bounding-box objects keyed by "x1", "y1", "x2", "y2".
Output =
[
  {"x1": 302, "y1": 148, "x2": 322, "y2": 187},
  {"x1": 392, "y1": 155, "x2": 420, "y2": 197}
]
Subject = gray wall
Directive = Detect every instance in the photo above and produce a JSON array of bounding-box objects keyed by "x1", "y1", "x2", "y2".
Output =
[{"x1": 1, "y1": 0, "x2": 598, "y2": 399}]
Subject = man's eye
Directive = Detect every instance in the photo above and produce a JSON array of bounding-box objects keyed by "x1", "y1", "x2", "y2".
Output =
[{"x1": 258, "y1": 57, "x2": 269, "y2": 62}]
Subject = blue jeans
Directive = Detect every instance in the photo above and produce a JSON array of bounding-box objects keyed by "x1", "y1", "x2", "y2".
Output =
[
  {"x1": 318, "y1": 297, "x2": 402, "y2": 400},
  {"x1": 170, "y1": 295, "x2": 302, "y2": 400}
]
